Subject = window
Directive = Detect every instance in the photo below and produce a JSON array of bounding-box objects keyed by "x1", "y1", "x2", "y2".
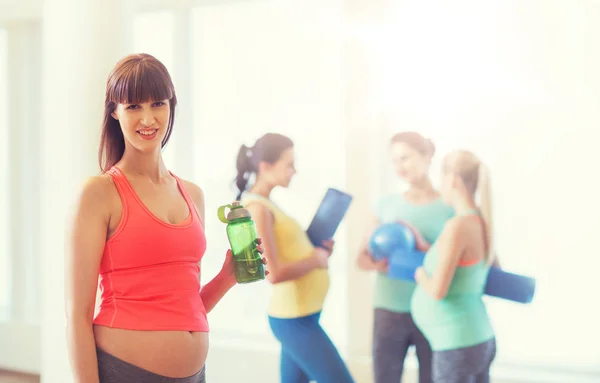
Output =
[
  {"x1": 190, "y1": 1, "x2": 348, "y2": 348},
  {"x1": 133, "y1": 10, "x2": 177, "y2": 168},
  {"x1": 0, "y1": 28, "x2": 10, "y2": 322},
  {"x1": 371, "y1": 1, "x2": 600, "y2": 374}
]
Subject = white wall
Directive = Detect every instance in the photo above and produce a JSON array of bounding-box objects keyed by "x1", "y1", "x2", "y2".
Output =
[
  {"x1": 0, "y1": 0, "x2": 41, "y2": 22},
  {"x1": 0, "y1": 27, "x2": 10, "y2": 322},
  {"x1": 39, "y1": 0, "x2": 127, "y2": 381},
  {"x1": 0, "y1": 19, "x2": 42, "y2": 375},
  {"x1": 190, "y1": 0, "x2": 348, "y2": 351}
]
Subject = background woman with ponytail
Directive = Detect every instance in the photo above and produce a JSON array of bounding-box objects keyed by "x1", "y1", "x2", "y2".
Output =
[
  {"x1": 411, "y1": 150, "x2": 498, "y2": 383},
  {"x1": 234, "y1": 133, "x2": 355, "y2": 383}
]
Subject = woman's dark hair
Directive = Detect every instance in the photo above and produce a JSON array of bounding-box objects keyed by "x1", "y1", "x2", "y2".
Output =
[
  {"x1": 235, "y1": 133, "x2": 294, "y2": 200},
  {"x1": 98, "y1": 53, "x2": 177, "y2": 173},
  {"x1": 390, "y1": 131, "x2": 435, "y2": 158}
]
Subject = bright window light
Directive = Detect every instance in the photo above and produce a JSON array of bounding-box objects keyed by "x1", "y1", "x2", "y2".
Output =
[{"x1": 190, "y1": 0, "x2": 348, "y2": 350}]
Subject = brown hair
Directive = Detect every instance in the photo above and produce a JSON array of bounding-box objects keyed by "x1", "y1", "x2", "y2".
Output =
[
  {"x1": 235, "y1": 133, "x2": 294, "y2": 200},
  {"x1": 98, "y1": 53, "x2": 177, "y2": 173},
  {"x1": 390, "y1": 131, "x2": 435, "y2": 158}
]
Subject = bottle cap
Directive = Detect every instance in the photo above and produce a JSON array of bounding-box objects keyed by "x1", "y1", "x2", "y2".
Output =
[{"x1": 218, "y1": 201, "x2": 251, "y2": 223}]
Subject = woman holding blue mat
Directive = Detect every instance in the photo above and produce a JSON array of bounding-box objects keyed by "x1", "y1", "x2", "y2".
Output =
[
  {"x1": 234, "y1": 133, "x2": 355, "y2": 383},
  {"x1": 411, "y1": 150, "x2": 498, "y2": 383},
  {"x1": 357, "y1": 132, "x2": 453, "y2": 383}
]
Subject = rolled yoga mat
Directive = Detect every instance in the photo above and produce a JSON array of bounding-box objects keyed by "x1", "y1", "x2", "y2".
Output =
[
  {"x1": 306, "y1": 188, "x2": 353, "y2": 248},
  {"x1": 369, "y1": 222, "x2": 536, "y2": 304}
]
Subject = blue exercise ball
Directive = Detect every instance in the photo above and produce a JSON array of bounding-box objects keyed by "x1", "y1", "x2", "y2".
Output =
[{"x1": 369, "y1": 222, "x2": 416, "y2": 260}]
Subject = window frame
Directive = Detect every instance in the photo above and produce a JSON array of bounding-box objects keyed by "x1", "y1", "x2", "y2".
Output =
[
  {"x1": 0, "y1": 20, "x2": 43, "y2": 374},
  {"x1": 0, "y1": 26, "x2": 11, "y2": 323},
  {"x1": 185, "y1": 1, "x2": 350, "y2": 351}
]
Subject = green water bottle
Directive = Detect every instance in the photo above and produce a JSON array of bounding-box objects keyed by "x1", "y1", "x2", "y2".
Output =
[{"x1": 218, "y1": 201, "x2": 266, "y2": 284}]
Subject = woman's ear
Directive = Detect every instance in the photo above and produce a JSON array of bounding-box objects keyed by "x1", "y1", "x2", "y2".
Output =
[
  {"x1": 111, "y1": 104, "x2": 120, "y2": 120},
  {"x1": 450, "y1": 173, "x2": 460, "y2": 189},
  {"x1": 257, "y1": 160, "x2": 271, "y2": 175},
  {"x1": 424, "y1": 153, "x2": 433, "y2": 165}
]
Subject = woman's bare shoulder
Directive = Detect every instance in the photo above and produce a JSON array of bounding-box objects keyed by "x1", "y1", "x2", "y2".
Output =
[
  {"x1": 180, "y1": 179, "x2": 205, "y2": 208},
  {"x1": 77, "y1": 174, "x2": 116, "y2": 201},
  {"x1": 72, "y1": 174, "x2": 121, "y2": 217}
]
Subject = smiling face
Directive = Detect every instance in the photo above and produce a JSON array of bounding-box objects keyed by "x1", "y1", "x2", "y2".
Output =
[
  {"x1": 390, "y1": 141, "x2": 432, "y2": 185},
  {"x1": 112, "y1": 100, "x2": 170, "y2": 154},
  {"x1": 99, "y1": 54, "x2": 177, "y2": 171},
  {"x1": 258, "y1": 147, "x2": 297, "y2": 188}
]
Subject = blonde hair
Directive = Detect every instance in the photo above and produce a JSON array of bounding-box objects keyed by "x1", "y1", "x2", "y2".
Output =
[{"x1": 444, "y1": 151, "x2": 494, "y2": 265}]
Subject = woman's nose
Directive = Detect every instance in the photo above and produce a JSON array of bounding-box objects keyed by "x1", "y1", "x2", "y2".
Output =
[{"x1": 140, "y1": 109, "x2": 156, "y2": 126}]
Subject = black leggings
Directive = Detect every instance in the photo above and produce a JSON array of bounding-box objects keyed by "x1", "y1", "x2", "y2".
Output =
[
  {"x1": 97, "y1": 348, "x2": 206, "y2": 383},
  {"x1": 431, "y1": 338, "x2": 496, "y2": 383},
  {"x1": 372, "y1": 309, "x2": 433, "y2": 383}
]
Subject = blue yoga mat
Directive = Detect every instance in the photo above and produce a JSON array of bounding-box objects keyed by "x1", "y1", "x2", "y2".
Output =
[
  {"x1": 485, "y1": 267, "x2": 536, "y2": 304},
  {"x1": 306, "y1": 188, "x2": 353, "y2": 248},
  {"x1": 388, "y1": 249, "x2": 536, "y2": 304}
]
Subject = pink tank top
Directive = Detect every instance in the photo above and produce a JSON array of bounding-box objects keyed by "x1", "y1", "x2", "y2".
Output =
[{"x1": 93, "y1": 166, "x2": 209, "y2": 332}]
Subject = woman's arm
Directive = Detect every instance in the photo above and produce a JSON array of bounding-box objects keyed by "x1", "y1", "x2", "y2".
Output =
[
  {"x1": 198, "y1": 250, "x2": 237, "y2": 313},
  {"x1": 356, "y1": 214, "x2": 389, "y2": 272},
  {"x1": 398, "y1": 219, "x2": 431, "y2": 252},
  {"x1": 414, "y1": 219, "x2": 466, "y2": 300},
  {"x1": 65, "y1": 177, "x2": 112, "y2": 383},
  {"x1": 183, "y1": 181, "x2": 242, "y2": 313},
  {"x1": 246, "y1": 202, "x2": 327, "y2": 284}
]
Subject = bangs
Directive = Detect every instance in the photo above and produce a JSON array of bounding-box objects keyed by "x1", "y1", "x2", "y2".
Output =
[{"x1": 107, "y1": 59, "x2": 174, "y2": 105}]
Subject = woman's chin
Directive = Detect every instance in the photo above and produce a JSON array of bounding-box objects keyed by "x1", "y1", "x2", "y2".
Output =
[
  {"x1": 129, "y1": 135, "x2": 165, "y2": 153},
  {"x1": 141, "y1": 142, "x2": 162, "y2": 151}
]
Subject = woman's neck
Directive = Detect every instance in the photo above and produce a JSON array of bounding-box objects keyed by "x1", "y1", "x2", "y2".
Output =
[
  {"x1": 117, "y1": 147, "x2": 168, "y2": 183},
  {"x1": 404, "y1": 177, "x2": 438, "y2": 203},
  {"x1": 249, "y1": 180, "x2": 274, "y2": 198},
  {"x1": 452, "y1": 194, "x2": 478, "y2": 215}
]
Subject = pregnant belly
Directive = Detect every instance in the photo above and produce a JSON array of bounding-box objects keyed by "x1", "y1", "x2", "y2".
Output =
[{"x1": 94, "y1": 325, "x2": 209, "y2": 378}]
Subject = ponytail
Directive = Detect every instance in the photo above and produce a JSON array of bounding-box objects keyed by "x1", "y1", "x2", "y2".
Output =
[
  {"x1": 233, "y1": 133, "x2": 295, "y2": 200},
  {"x1": 235, "y1": 145, "x2": 254, "y2": 200},
  {"x1": 477, "y1": 163, "x2": 494, "y2": 265}
]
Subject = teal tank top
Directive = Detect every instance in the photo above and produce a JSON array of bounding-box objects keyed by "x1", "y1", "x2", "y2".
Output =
[
  {"x1": 372, "y1": 194, "x2": 454, "y2": 313},
  {"x1": 411, "y1": 211, "x2": 495, "y2": 351}
]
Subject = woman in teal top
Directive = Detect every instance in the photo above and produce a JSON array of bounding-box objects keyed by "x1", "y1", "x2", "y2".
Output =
[
  {"x1": 411, "y1": 150, "x2": 499, "y2": 383},
  {"x1": 357, "y1": 132, "x2": 454, "y2": 383}
]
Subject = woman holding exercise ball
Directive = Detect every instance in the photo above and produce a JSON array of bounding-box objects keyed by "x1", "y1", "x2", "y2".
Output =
[
  {"x1": 411, "y1": 150, "x2": 498, "y2": 383},
  {"x1": 357, "y1": 132, "x2": 454, "y2": 383},
  {"x1": 65, "y1": 54, "x2": 264, "y2": 383},
  {"x1": 235, "y1": 133, "x2": 355, "y2": 383}
]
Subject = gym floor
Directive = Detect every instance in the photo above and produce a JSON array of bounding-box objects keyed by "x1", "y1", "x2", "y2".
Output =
[{"x1": 0, "y1": 370, "x2": 39, "y2": 383}]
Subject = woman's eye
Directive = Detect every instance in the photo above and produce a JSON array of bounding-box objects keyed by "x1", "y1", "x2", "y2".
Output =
[
  {"x1": 127, "y1": 105, "x2": 139, "y2": 110},
  {"x1": 153, "y1": 101, "x2": 165, "y2": 107}
]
